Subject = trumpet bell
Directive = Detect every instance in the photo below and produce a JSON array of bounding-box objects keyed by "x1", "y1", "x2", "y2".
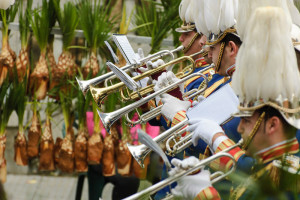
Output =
[
  {"x1": 96, "y1": 108, "x2": 115, "y2": 133},
  {"x1": 126, "y1": 143, "x2": 150, "y2": 168},
  {"x1": 76, "y1": 77, "x2": 89, "y2": 96}
]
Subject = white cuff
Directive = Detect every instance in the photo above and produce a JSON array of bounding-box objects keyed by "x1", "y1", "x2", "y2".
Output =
[{"x1": 212, "y1": 136, "x2": 229, "y2": 152}]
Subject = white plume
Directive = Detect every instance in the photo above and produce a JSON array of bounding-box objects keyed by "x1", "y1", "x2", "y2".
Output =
[
  {"x1": 191, "y1": 0, "x2": 209, "y2": 36},
  {"x1": 185, "y1": 1, "x2": 194, "y2": 23},
  {"x1": 219, "y1": 0, "x2": 236, "y2": 32},
  {"x1": 0, "y1": 0, "x2": 15, "y2": 10},
  {"x1": 204, "y1": 0, "x2": 221, "y2": 34},
  {"x1": 233, "y1": 7, "x2": 300, "y2": 104},
  {"x1": 236, "y1": 0, "x2": 293, "y2": 41},
  {"x1": 179, "y1": 0, "x2": 190, "y2": 21}
]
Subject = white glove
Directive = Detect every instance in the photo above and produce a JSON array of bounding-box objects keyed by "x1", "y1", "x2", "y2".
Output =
[
  {"x1": 135, "y1": 48, "x2": 145, "y2": 61},
  {"x1": 160, "y1": 94, "x2": 191, "y2": 121},
  {"x1": 169, "y1": 156, "x2": 201, "y2": 176},
  {"x1": 138, "y1": 59, "x2": 165, "y2": 73},
  {"x1": 153, "y1": 71, "x2": 184, "y2": 93},
  {"x1": 187, "y1": 119, "x2": 224, "y2": 148},
  {"x1": 171, "y1": 169, "x2": 212, "y2": 200}
]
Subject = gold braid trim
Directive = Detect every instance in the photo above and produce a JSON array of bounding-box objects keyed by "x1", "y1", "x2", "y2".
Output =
[
  {"x1": 242, "y1": 112, "x2": 265, "y2": 150},
  {"x1": 239, "y1": 102, "x2": 300, "y2": 114},
  {"x1": 215, "y1": 42, "x2": 225, "y2": 72},
  {"x1": 206, "y1": 28, "x2": 237, "y2": 46},
  {"x1": 183, "y1": 32, "x2": 200, "y2": 53}
]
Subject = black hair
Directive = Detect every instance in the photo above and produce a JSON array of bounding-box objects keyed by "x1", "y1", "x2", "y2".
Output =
[
  {"x1": 256, "y1": 106, "x2": 296, "y2": 137},
  {"x1": 222, "y1": 33, "x2": 242, "y2": 47}
]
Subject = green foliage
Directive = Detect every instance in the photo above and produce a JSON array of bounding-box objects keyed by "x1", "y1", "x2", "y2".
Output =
[
  {"x1": 75, "y1": 88, "x2": 92, "y2": 129},
  {"x1": 29, "y1": 0, "x2": 51, "y2": 52},
  {"x1": 13, "y1": 83, "x2": 27, "y2": 128},
  {"x1": 0, "y1": 80, "x2": 14, "y2": 135},
  {"x1": 77, "y1": 0, "x2": 116, "y2": 53},
  {"x1": 0, "y1": 0, "x2": 19, "y2": 37},
  {"x1": 134, "y1": 0, "x2": 181, "y2": 53},
  {"x1": 54, "y1": 0, "x2": 79, "y2": 51},
  {"x1": 19, "y1": 0, "x2": 32, "y2": 48},
  {"x1": 59, "y1": 90, "x2": 74, "y2": 129}
]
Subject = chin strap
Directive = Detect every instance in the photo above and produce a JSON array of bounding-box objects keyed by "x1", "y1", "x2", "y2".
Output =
[
  {"x1": 215, "y1": 42, "x2": 225, "y2": 72},
  {"x1": 242, "y1": 112, "x2": 266, "y2": 150},
  {"x1": 183, "y1": 32, "x2": 200, "y2": 54}
]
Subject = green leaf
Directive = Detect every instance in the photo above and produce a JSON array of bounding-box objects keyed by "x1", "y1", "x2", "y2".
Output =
[
  {"x1": 29, "y1": 0, "x2": 51, "y2": 51},
  {"x1": 54, "y1": 0, "x2": 79, "y2": 51}
]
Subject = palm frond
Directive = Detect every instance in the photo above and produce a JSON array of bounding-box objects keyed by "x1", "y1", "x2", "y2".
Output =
[
  {"x1": 29, "y1": 0, "x2": 51, "y2": 52},
  {"x1": 19, "y1": 0, "x2": 32, "y2": 48},
  {"x1": 134, "y1": 0, "x2": 181, "y2": 53},
  {"x1": 54, "y1": 0, "x2": 78, "y2": 51},
  {"x1": 77, "y1": 0, "x2": 116, "y2": 52}
]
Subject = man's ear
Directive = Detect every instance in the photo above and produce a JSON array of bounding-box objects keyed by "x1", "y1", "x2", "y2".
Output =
[
  {"x1": 228, "y1": 41, "x2": 238, "y2": 56},
  {"x1": 266, "y1": 116, "x2": 280, "y2": 135}
]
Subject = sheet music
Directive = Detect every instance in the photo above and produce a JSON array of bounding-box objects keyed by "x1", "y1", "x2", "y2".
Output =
[
  {"x1": 186, "y1": 84, "x2": 239, "y2": 124},
  {"x1": 112, "y1": 34, "x2": 137, "y2": 65}
]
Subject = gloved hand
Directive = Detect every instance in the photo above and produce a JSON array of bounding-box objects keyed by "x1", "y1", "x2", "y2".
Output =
[
  {"x1": 131, "y1": 48, "x2": 145, "y2": 76},
  {"x1": 191, "y1": 95, "x2": 206, "y2": 107},
  {"x1": 135, "y1": 48, "x2": 145, "y2": 62},
  {"x1": 169, "y1": 156, "x2": 201, "y2": 176},
  {"x1": 130, "y1": 48, "x2": 149, "y2": 87},
  {"x1": 171, "y1": 168, "x2": 212, "y2": 200},
  {"x1": 153, "y1": 71, "x2": 184, "y2": 94},
  {"x1": 187, "y1": 119, "x2": 224, "y2": 148},
  {"x1": 160, "y1": 94, "x2": 191, "y2": 121}
]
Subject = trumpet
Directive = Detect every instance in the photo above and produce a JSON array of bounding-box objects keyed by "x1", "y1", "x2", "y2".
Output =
[
  {"x1": 90, "y1": 56, "x2": 196, "y2": 106},
  {"x1": 76, "y1": 46, "x2": 184, "y2": 96},
  {"x1": 96, "y1": 70, "x2": 208, "y2": 133},
  {"x1": 127, "y1": 112, "x2": 232, "y2": 167},
  {"x1": 123, "y1": 139, "x2": 243, "y2": 200},
  {"x1": 117, "y1": 49, "x2": 209, "y2": 101},
  {"x1": 165, "y1": 117, "x2": 234, "y2": 157},
  {"x1": 124, "y1": 65, "x2": 214, "y2": 125}
]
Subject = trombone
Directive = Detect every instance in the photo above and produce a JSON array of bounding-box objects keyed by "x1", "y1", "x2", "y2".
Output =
[
  {"x1": 76, "y1": 46, "x2": 184, "y2": 96},
  {"x1": 123, "y1": 139, "x2": 243, "y2": 200},
  {"x1": 96, "y1": 70, "x2": 208, "y2": 133},
  {"x1": 124, "y1": 65, "x2": 214, "y2": 126}
]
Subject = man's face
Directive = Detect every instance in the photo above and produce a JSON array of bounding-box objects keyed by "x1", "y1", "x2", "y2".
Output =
[
  {"x1": 179, "y1": 31, "x2": 201, "y2": 56},
  {"x1": 237, "y1": 112, "x2": 268, "y2": 156},
  {"x1": 208, "y1": 43, "x2": 222, "y2": 72}
]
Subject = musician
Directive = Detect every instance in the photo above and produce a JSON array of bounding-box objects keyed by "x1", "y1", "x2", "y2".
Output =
[
  {"x1": 146, "y1": 1, "x2": 227, "y2": 198},
  {"x1": 169, "y1": 7, "x2": 300, "y2": 199},
  {"x1": 159, "y1": 0, "x2": 242, "y2": 156}
]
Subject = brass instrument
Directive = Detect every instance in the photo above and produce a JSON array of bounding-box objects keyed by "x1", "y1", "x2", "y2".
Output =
[
  {"x1": 90, "y1": 55, "x2": 196, "y2": 106},
  {"x1": 127, "y1": 114, "x2": 233, "y2": 167},
  {"x1": 76, "y1": 46, "x2": 184, "y2": 96},
  {"x1": 118, "y1": 49, "x2": 209, "y2": 101},
  {"x1": 96, "y1": 71, "x2": 208, "y2": 133},
  {"x1": 123, "y1": 139, "x2": 243, "y2": 200},
  {"x1": 124, "y1": 65, "x2": 214, "y2": 126}
]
